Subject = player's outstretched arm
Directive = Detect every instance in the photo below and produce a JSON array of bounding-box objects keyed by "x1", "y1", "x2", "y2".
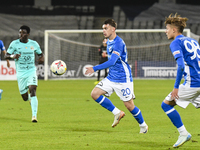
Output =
[{"x1": 4, "y1": 52, "x2": 21, "y2": 60}]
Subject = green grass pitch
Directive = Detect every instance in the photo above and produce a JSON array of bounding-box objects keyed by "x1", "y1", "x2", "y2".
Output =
[{"x1": 0, "y1": 79, "x2": 199, "y2": 150}]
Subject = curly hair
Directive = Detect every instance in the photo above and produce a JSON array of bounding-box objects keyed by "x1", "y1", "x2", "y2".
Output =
[{"x1": 165, "y1": 13, "x2": 188, "y2": 33}]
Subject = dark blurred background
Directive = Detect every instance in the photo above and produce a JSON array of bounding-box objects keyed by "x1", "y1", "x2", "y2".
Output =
[{"x1": 0, "y1": 0, "x2": 200, "y2": 57}]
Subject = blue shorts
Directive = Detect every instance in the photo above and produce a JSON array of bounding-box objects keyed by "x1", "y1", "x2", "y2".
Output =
[{"x1": 17, "y1": 71, "x2": 38, "y2": 94}]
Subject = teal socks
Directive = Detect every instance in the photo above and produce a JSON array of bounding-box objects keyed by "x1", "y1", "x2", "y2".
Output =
[{"x1": 30, "y1": 96, "x2": 38, "y2": 117}]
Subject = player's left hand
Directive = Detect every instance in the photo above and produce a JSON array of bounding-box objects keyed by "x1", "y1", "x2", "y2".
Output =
[
  {"x1": 38, "y1": 56, "x2": 44, "y2": 64},
  {"x1": 171, "y1": 88, "x2": 179, "y2": 100},
  {"x1": 85, "y1": 67, "x2": 94, "y2": 75}
]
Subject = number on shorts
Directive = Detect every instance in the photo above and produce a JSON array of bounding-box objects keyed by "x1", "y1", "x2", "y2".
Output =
[{"x1": 121, "y1": 88, "x2": 131, "y2": 96}]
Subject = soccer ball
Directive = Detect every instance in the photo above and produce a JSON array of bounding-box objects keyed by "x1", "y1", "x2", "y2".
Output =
[{"x1": 50, "y1": 60, "x2": 67, "y2": 75}]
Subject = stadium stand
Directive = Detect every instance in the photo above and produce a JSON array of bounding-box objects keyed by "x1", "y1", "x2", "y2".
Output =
[{"x1": 1, "y1": 2, "x2": 200, "y2": 61}]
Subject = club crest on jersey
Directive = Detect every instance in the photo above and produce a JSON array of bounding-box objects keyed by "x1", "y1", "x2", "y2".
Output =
[
  {"x1": 30, "y1": 46, "x2": 34, "y2": 50},
  {"x1": 173, "y1": 50, "x2": 180, "y2": 56},
  {"x1": 109, "y1": 47, "x2": 112, "y2": 52},
  {"x1": 113, "y1": 51, "x2": 120, "y2": 56}
]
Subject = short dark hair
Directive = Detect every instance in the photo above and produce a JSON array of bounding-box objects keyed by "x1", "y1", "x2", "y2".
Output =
[
  {"x1": 20, "y1": 25, "x2": 30, "y2": 34},
  {"x1": 103, "y1": 19, "x2": 117, "y2": 29}
]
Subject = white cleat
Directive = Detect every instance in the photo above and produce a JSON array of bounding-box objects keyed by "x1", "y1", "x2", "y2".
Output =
[
  {"x1": 112, "y1": 111, "x2": 125, "y2": 128},
  {"x1": 139, "y1": 124, "x2": 148, "y2": 134},
  {"x1": 173, "y1": 133, "x2": 191, "y2": 148},
  {"x1": 32, "y1": 116, "x2": 38, "y2": 123}
]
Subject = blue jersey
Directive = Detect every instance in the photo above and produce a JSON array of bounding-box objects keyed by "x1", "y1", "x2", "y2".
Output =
[
  {"x1": 0, "y1": 40, "x2": 5, "y2": 59},
  {"x1": 106, "y1": 35, "x2": 133, "y2": 83},
  {"x1": 170, "y1": 35, "x2": 200, "y2": 87},
  {"x1": 0, "y1": 40, "x2": 5, "y2": 51}
]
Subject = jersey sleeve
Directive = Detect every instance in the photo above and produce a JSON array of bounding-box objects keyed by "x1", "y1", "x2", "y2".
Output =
[
  {"x1": 7, "y1": 41, "x2": 16, "y2": 54},
  {"x1": 112, "y1": 39, "x2": 124, "y2": 57},
  {"x1": 93, "y1": 53, "x2": 119, "y2": 71},
  {"x1": 34, "y1": 41, "x2": 42, "y2": 54},
  {"x1": 170, "y1": 40, "x2": 183, "y2": 60}
]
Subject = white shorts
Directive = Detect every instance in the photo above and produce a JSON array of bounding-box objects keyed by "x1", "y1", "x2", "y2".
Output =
[
  {"x1": 165, "y1": 84, "x2": 200, "y2": 108},
  {"x1": 95, "y1": 78, "x2": 135, "y2": 102}
]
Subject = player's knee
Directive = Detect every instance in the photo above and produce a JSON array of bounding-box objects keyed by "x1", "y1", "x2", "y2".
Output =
[
  {"x1": 161, "y1": 101, "x2": 171, "y2": 110},
  {"x1": 29, "y1": 86, "x2": 37, "y2": 97},
  {"x1": 22, "y1": 95, "x2": 28, "y2": 101},
  {"x1": 91, "y1": 90, "x2": 100, "y2": 100},
  {"x1": 91, "y1": 91, "x2": 97, "y2": 100},
  {"x1": 161, "y1": 101, "x2": 165, "y2": 110}
]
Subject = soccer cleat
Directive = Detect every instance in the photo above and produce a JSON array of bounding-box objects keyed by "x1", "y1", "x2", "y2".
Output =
[
  {"x1": 0, "y1": 89, "x2": 3, "y2": 100},
  {"x1": 32, "y1": 116, "x2": 38, "y2": 123},
  {"x1": 112, "y1": 111, "x2": 125, "y2": 128},
  {"x1": 139, "y1": 124, "x2": 148, "y2": 134},
  {"x1": 173, "y1": 133, "x2": 191, "y2": 148}
]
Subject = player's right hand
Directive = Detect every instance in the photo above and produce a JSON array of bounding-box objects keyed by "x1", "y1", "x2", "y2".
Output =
[
  {"x1": 14, "y1": 54, "x2": 21, "y2": 59},
  {"x1": 85, "y1": 67, "x2": 94, "y2": 75}
]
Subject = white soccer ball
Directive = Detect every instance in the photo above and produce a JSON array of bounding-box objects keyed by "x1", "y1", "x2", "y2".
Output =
[{"x1": 50, "y1": 60, "x2": 67, "y2": 75}]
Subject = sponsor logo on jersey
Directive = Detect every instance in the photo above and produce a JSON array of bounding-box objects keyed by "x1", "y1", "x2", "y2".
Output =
[
  {"x1": 113, "y1": 51, "x2": 120, "y2": 56},
  {"x1": 173, "y1": 50, "x2": 180, "y2": 56}
]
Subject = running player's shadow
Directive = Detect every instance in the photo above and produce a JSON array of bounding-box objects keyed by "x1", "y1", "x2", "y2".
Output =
[{"x1": 0, "y1": 116, "x2": 30, "y2": 122}]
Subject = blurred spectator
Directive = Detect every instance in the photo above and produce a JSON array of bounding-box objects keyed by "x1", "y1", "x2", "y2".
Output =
[{"x1": 94, "y1": 38, "x2": 108, "y2": 84}]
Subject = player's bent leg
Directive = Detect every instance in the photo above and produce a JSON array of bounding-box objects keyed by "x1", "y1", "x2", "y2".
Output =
[
  {"x1": 21, "y1": 92, "x2": 29, "y2": 101},
  {"x1": 124, "y1": 99, "x2": 148, "y2": 133},
  {"x1": 91, "y1": 87, "x2": 106, "y2": 100},
  {"x1": 161, "y1": 100, "x2": 184, "y2": 129},
  {"x1": 91, "y1": 87, "x2": 123, "y2": 127},
  {"x1": 161, "y1": 100, "x2": 190, "y2": 147}
]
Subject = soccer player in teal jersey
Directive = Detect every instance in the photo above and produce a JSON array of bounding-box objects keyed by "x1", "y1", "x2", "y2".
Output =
[
  {"x1": 5, "y1": 25, "x2": 44, "y2": 122},
  {"x1": 0, "y1": 40, "x2": 10, "y2": 100},
  {"x1": 85, "y1": 19, "x2": 148, "y2": 133}
]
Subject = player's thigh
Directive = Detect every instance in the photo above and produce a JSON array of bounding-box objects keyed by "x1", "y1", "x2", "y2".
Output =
[
  {"x1": 17, "y1": 76, "x2": 29, "y2": 94},
  {"x1": 27, "y1": 72, "x2": 38, "y2": 87},
  {"x1": 178, "y1": 85, "x2": 200, "y2": 100},
  {"x1": 95, "y1": 78, "x2": 114, "y2": 97},
  {"x1": 114, "y1": 82, "x2": 135, "y2": 102},
  {"x1": 165, "y1": 84, "x2": 200, "y2": 108}
]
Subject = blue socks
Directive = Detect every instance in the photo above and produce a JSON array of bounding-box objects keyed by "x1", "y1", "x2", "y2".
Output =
[
  {"x1": 161, "y1": 102, "x2": 183, "y2": 128},
  {"x1": 130, "y1": 106, "x2": 144, "y2": 124},
  {"x1": 30, "y1": 96, "x2": 38, "y2": 117},
  {"x1": 95, "y1": 95, "x2": 115, "y2": 112}
]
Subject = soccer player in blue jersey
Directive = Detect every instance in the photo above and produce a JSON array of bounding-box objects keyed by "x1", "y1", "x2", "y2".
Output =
[
  {"x1": 85, "y1": 19, "x2": 148, "y2": 133},
  {"x1": 5, "y1": 25, "x2": 44, "y2": 122},
  {"x1": 161, "y1": 13, "x2": 200, "y2": 148},
  {"x1": 0, "y1": 40, "x2": 10, "y2": 100}
]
